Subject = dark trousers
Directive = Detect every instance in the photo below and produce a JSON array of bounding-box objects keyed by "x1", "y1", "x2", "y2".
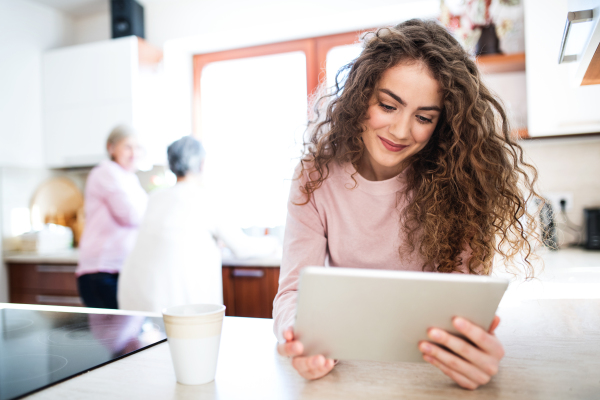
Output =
[{"x1": 77, "y1": 272, "x2": 119, "y2": 309}]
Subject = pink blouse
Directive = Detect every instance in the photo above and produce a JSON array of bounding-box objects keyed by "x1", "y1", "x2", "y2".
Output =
[
  {"x1": 273, "y1": 162, "x2": 471, "y2": 341},
  {"x1": 76, "y1": 160, "x2": 147, "y2": 277}
]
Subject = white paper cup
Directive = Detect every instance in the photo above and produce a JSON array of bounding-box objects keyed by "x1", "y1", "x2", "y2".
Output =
[{"x1": 162, "y1": 303, "x2": 226, "y2": 385}]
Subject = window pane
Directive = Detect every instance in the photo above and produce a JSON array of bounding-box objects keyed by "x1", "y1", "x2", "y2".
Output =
[
  {"x1": 325, "y1": 44, "x2": 362, "y2": 89},
  {"x1": 200, "y1": 51, "x2": 307, "y2": 228}
]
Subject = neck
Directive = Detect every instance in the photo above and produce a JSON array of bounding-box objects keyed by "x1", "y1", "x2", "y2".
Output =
[
  {"x1": 357, "y1": 155, "x2": 404, "y2": 181},
  {"x1": 177, "y1": 174, "x2": 202, "y2": 184}
]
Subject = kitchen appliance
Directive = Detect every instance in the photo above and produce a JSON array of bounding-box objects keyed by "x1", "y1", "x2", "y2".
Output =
[
  {"x1": 584, "y1": 208, "x2": 600, "y2": 249},
  {"x1": 539, "y1": 199, "x2": 558, "y2": 249},
  {"x1": 0, "y1": 307, "x2": 166, "y2": 400},
  {"x1": 110, "y1": 0, "x2": 145, "y2": 39}
]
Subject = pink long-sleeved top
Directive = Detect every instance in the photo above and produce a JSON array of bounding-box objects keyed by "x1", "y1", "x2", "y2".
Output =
[
  {"x1": 273, "y1": 162, "x2": 472, "y2": 341},
  {"x1": 76, "y1": 160, "x2": 148, "y2": 277}
]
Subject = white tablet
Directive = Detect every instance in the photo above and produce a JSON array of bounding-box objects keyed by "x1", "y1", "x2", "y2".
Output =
[{"x1": 294, "y1": 266, "x2": 509, "y2": 363}]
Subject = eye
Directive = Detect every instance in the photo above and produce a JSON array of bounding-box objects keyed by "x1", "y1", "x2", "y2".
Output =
[
  {"x1": 379, "y1": 103, "x2": 396, "y2": 113},
  {"x1": 416, "y1": 115, "x2": 433, "y2": 124}
]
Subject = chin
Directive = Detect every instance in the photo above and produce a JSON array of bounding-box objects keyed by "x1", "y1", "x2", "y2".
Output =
[{"x1": 374, "y1": 152, "x2": 405, "y2": 169}]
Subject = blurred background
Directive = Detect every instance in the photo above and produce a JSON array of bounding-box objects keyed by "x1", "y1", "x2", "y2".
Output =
[{"x1": 0, "y1": 0, "x2": 599, "y2": 313}]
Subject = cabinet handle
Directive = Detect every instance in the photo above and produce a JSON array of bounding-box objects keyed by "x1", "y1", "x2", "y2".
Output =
[
  {"x1": 232, "y1": 269, "x2": 264, "y2": 278},
  {"x1": 558, "y1": 9, "x2": 594, "y2": 64},
  {"x1": 36, "y1": 265, "x2": 77, "y2": 273},
  {"x1": 36, "y1": 295, "x2": 82, "y2": 305}
]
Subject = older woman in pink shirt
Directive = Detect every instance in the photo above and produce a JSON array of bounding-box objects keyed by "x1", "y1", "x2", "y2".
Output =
[{"x1": 76, "y1": 125, "x2": 148, "y2": 309}]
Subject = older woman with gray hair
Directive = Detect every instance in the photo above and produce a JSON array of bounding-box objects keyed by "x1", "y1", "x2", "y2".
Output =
[{"x1": 118, "y1": 136, "x2": 278, "y2": 312}]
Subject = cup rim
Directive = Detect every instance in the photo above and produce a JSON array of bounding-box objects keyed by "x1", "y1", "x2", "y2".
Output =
[{"x1": 162, "y1": 303, "x2": 226, "y2": 317}]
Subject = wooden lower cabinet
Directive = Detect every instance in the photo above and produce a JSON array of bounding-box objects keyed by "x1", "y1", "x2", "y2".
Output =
[
  {"x1": 222, "y1": 266, "x2": 280, "y2": 318},
  {"x1": 7, "y1": 263, "x2": 281, "y2": 318},
  {"x1": 7, "y1": 263, "x2": 83, "y2": 307}
]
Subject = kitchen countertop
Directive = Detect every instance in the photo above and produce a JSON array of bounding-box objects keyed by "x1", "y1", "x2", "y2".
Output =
[
  {"x1": 4, "y1": 245, "x2": 599, "y2": 270},
  {"x1": 495, "y1": 247, "x2": 600, "y2": 305},
  {"x1": 3, "y1": 248, "x2": 282, "y2": 267},
  {"x1": 2, "y1": 249, "x2": 80, "y2": 264},
  {"x1": 8, "y1": 300, "x2": 599, "y2": 400}
]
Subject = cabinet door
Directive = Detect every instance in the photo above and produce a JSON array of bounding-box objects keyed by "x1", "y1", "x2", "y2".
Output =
[
  {"x1": 524, "y1": 0, "x2": 600, "y2": 136},
  {"x1": 42, "y1": 37, "x2": 136, "y2": 167},
  {"x1": 223, "y1": 267, "x2": 280, "y2": 318},
  {"x1": 8, "y1": 263, "x2": 83, "y2": 307}
]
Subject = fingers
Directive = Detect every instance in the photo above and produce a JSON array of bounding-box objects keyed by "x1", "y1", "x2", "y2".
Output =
[
  {"x1": 488, "y1": 316, "x2": 501, "y2": 335},
  {"x1": 419, "y1": 318, "x2": 505, "y2": 389},
  {"x1": 291, "y1": 355, "x2": 335, "y2": 380},
  {"x1": 422, "y1": 355, "x2": 480, "y2": 390},
  {"x1": 283, "y1": 327, "x2": 295, "y2": 342},
  {"x1": 452, "y1": 317, "x2": 505, "y2": 359},
  {"x1": 277, "y1": 328, "x2": 335, "y2": 380},
  {"x1": 419, "y1": 341, "x2": 493, "y2": 387},
  {"x1": 426, "y1": 326, "x2": 499, "y2": 374},
  {"x1": 277, "y1": 339, "x2": 303, "y2": 357}
]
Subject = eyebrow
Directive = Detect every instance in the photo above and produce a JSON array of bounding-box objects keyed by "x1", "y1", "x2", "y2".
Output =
[{"x1": 378, "y1": 89, "x2": 442, "y2": 112}]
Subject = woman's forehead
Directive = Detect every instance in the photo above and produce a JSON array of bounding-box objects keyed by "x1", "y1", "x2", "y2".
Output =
[{"x1": 377, "y1": 63, "x2": 443, "y2": 108}]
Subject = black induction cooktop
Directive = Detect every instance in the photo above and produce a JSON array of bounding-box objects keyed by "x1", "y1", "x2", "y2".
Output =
[{"x1": 0, "y1": 307, "x2": 167, "y2": 400}]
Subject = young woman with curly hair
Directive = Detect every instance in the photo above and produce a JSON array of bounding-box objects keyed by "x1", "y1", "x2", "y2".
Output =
[{"x1": 274, "y1": 19, "x2": 541, "y2": 390}]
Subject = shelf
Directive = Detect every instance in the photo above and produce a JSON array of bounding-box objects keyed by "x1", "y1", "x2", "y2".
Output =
[{"x1": 477, "y1": 52, "x2": 525, "y2": 74}]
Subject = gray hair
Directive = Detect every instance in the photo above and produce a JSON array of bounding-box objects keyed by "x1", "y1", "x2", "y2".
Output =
[
  {"x1": 107, "y1": 124, "x2": 136, "y2": 149},
  {"x1": 167, "y1": 136, "x2": 206, "y2": 178}
]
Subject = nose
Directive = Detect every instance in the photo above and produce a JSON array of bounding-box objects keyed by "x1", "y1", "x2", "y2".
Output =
[{"x1": 388, "y1": 112, "x2": 411, "y2": 141}]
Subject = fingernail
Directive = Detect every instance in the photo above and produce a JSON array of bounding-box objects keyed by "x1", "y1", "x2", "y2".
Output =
[
  {"x1": 420, "y1": 342, "x2": 432, "y2": 353},
  {"x1": 293, "y1": 342, "x2": 301, "y2": 353},
  {"x1": 312, "y1": 356, "x2": 323, "y2": 367},
  {"x1": 429, "y1": 329, "x2": 443, "y2": 340},
  {"x1": 454, "y1": 317, "x2": 466, "y2": 329}
]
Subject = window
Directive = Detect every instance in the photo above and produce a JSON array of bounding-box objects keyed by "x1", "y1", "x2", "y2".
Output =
[{"x1": 193, "y1": 31, "x2": 370, "y2": 228}]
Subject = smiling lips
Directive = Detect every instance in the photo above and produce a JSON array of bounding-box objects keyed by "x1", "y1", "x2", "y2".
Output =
[{"x1": 378, "y1": 136, "x2": 408, "y2": 152}]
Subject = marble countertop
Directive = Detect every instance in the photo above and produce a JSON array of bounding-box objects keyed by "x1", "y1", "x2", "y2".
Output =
[
  {"x1": 3, "y1": 249, "x2": 80, "y2": 264},
  {"x1": 9, "y1": 300, "x2": 600, "y2": 400},
  {"x1": 495, "y1": 247, "x2": 600, "y2": 305}
]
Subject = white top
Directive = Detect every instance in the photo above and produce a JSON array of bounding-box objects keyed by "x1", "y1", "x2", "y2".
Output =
[{"x1": 118, "y1": 181, "x2": 278, "y2": 313}]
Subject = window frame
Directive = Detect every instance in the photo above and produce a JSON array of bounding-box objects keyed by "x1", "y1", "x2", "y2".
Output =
[{"x1": 192, "y1": 30, "x2": 373, "y2": 136}]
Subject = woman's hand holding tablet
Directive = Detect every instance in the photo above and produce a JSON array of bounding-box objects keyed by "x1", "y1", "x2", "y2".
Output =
[
  {"x1": 278, "y1": 316, "x2": 504, "y2": 387},
  {"x1": 277, "y1": 328, "x2": 335, "y2": 379},
  {"x1": 419, "y1": 316, "x2": 504, "y2": 390}
]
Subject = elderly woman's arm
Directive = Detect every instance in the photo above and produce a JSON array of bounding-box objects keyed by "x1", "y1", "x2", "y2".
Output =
[
  {"x1": 90, "y1": 165, "x2": 147, "y2": 227},
  {"x1": 215, "y1": 222, "x2": 279, "y2": 259}
]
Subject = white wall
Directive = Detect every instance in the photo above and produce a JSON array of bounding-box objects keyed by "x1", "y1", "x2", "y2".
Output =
[
  {"x1": 72, "y1": 11, "x2": 110, "y2": 44},
  {"x1": 0, "y1": 0, "x2": 75, "y2": 301},
  {"x1": 0, "y1": 0, "x2": 74, "y2": 169},
  {"x1": 142, "y1": 0, "x2": 439, "y2": 47},
  {"x1": 522, "y1": 137, "x2": 600, "y2": 246}
]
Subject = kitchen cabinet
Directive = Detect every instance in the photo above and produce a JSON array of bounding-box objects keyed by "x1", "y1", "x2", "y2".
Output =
[
  {"x1": 221, "y1": 266, "x2": 280, "y2": 319},
  {"x1": 42, "y1": 36, "x2": 173, "y2": 168},
  {"x1": 524, "y1": 0, "x2": 600, "y2": 137},
  {"x1": 7, "y1": 261, "x2": 281, "y2": 318},
  {"x1": 7, "y1": 263, "x2": 83, "y2": 307}
]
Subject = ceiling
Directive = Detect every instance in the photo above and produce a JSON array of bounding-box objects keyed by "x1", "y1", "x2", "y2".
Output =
[
  {"x1": 28, "y1": 0, "x2": 169, "y2": 17},
  {"x1": 29, "y1": 0, "x2": 108, "y2": 16}
]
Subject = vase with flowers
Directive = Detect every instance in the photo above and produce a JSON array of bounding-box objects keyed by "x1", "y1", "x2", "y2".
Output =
[{"x1": 440, "y1": 0, "x2": 524, "y2": 55}]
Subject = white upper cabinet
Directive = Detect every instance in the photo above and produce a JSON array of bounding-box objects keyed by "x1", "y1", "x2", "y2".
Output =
[
  {"x1": 42, "y1": 37, "x2": 170, "y2": 168},
  {"x1": 524, "y1": 0, "x2": 600, "y2": 137}
]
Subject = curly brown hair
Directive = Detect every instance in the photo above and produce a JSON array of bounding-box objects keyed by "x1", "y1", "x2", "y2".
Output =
[{"x1": 298, "y1": 19, "x2": 541, "y2": 276}]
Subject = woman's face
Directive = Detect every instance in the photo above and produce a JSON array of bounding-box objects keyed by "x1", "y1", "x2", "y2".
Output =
[
  {"x1": 108, "y1": 136, "x2": 141, "y2": 172},
  {"x1": 360, "y1": 62, "x2": 443, "y2": 180}
]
